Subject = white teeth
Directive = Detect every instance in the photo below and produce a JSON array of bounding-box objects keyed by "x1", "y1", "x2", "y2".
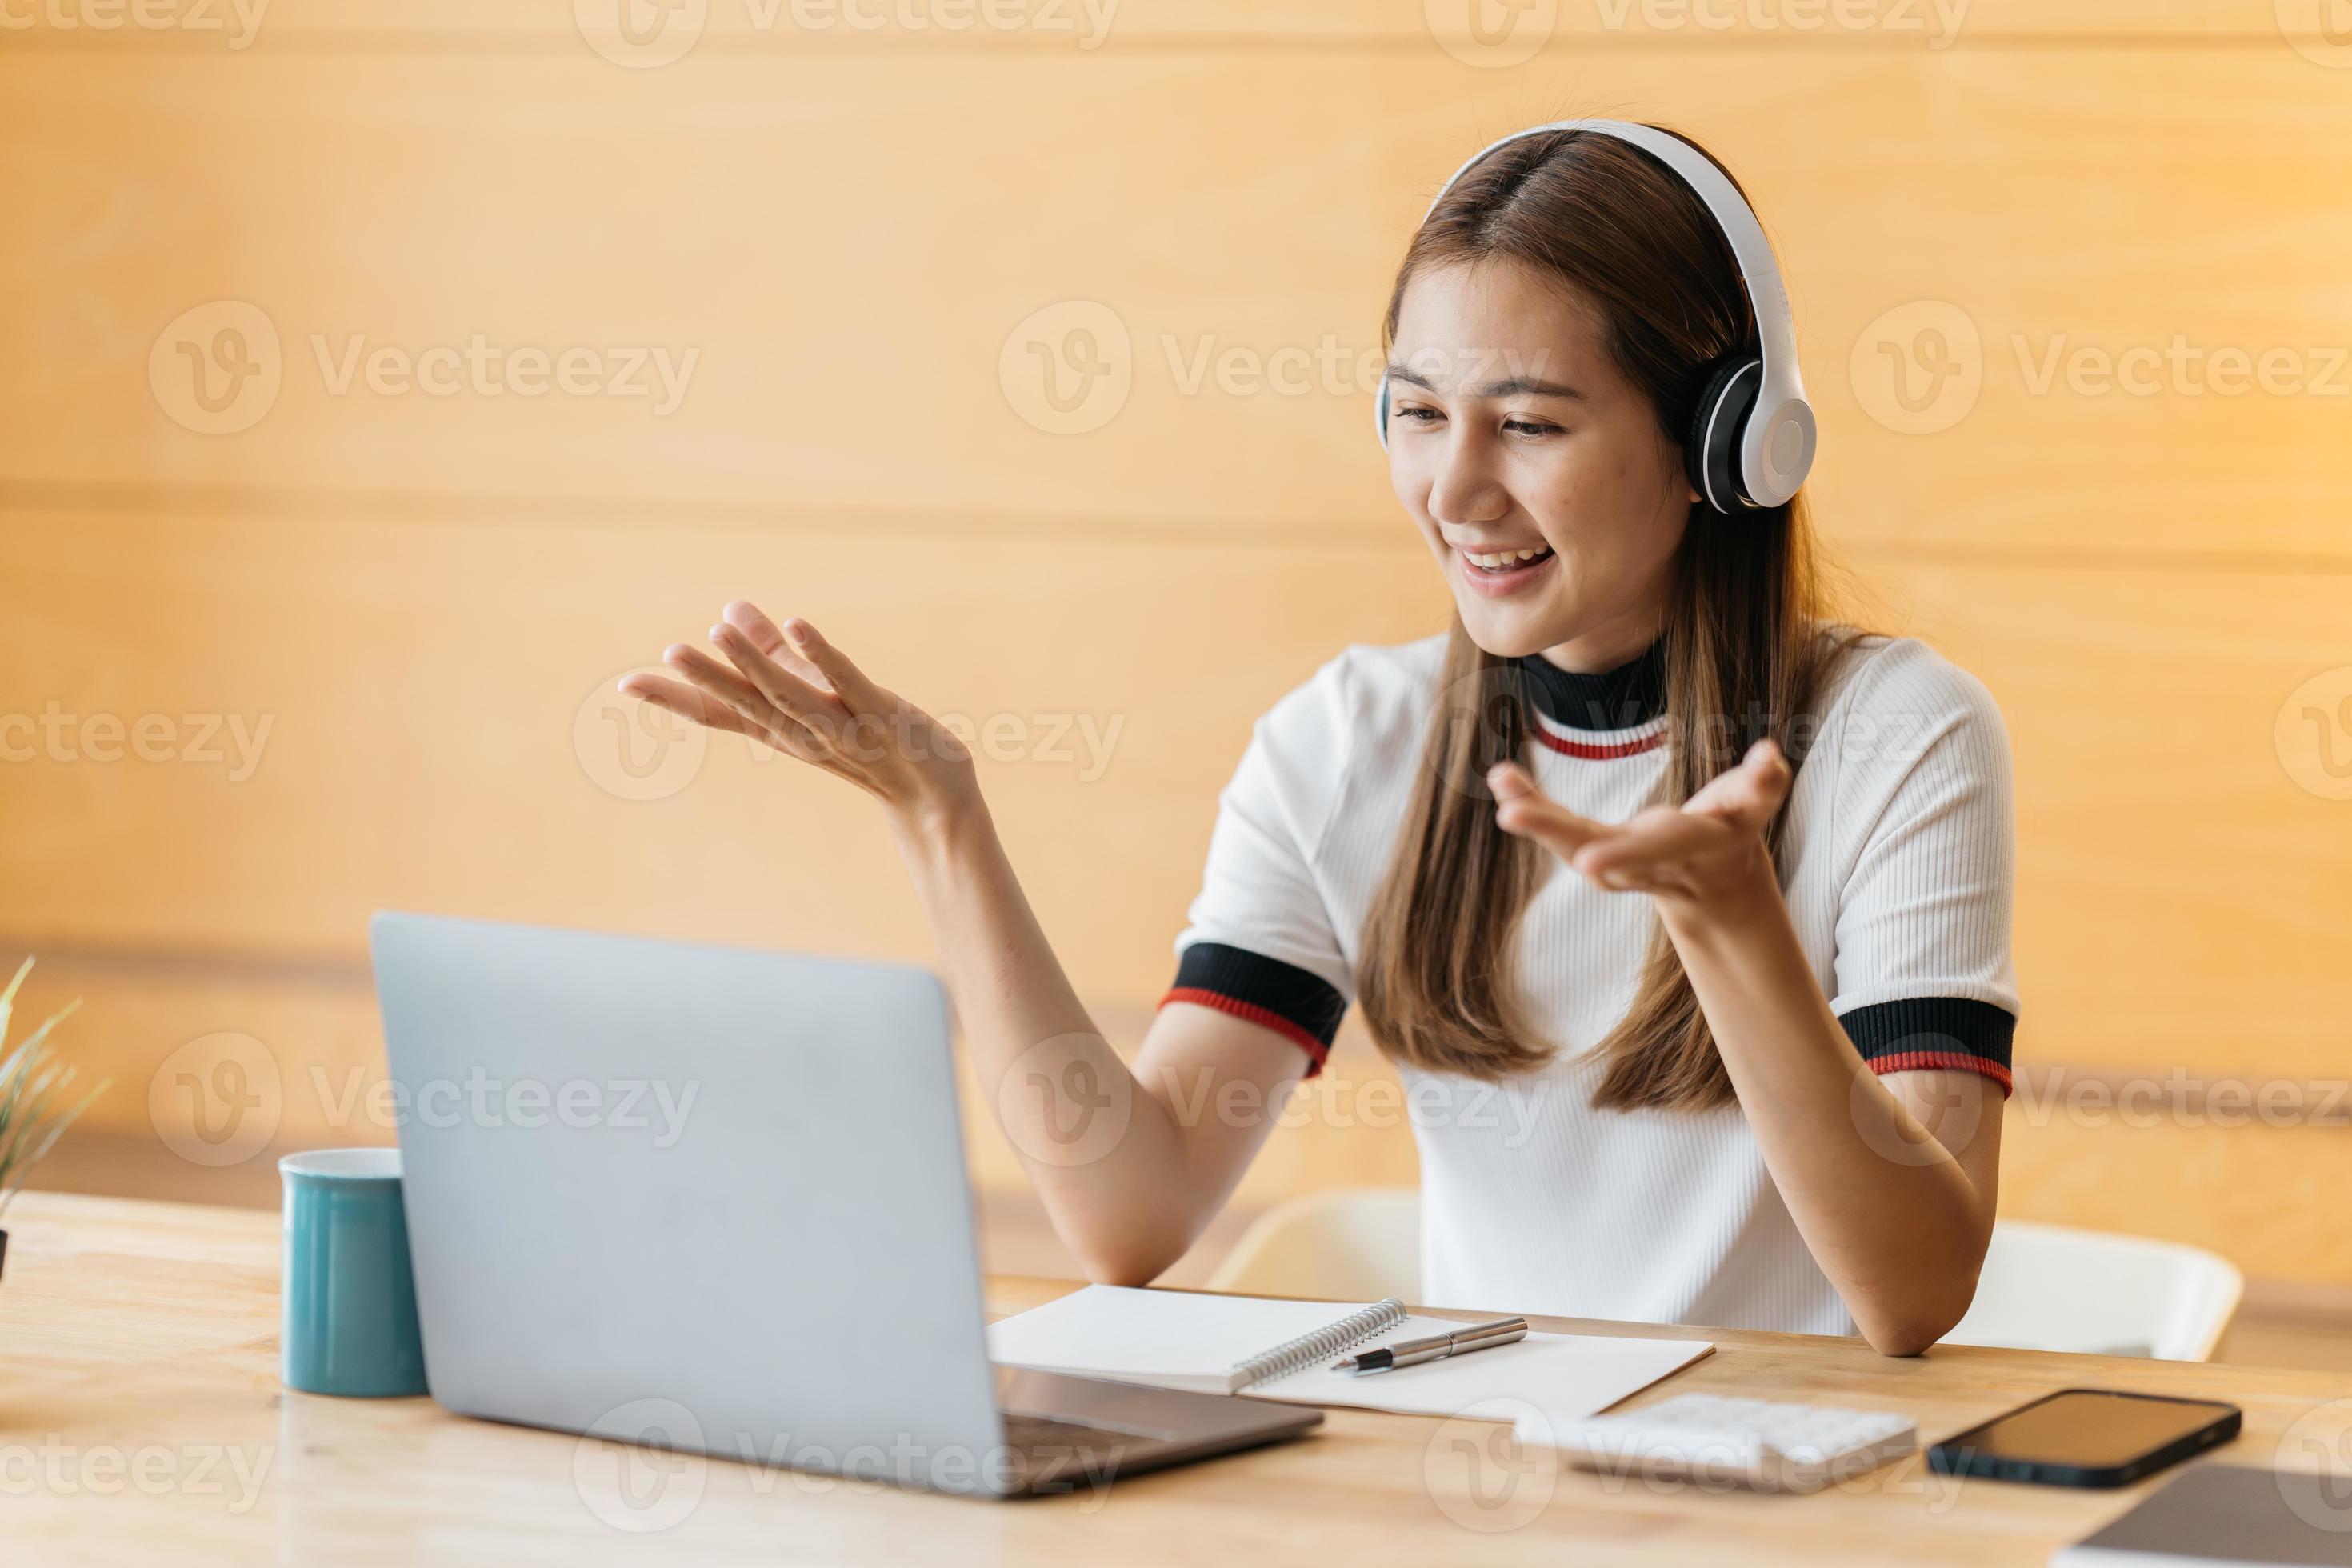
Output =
[{"x1": 1464, "y1": 548, "x2": 1550, "y2": 569}]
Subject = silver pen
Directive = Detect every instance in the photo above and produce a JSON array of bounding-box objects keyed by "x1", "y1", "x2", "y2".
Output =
[{"x1": 1332, "y1": 1317, "x2": 1528, "y2": 1375}]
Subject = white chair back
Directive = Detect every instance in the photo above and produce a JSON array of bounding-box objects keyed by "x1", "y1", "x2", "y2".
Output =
[
  {"x1": 1208, "y1": 1194, "x2": 2244, "y2": 1362},
  {"x1": 1945, "y1": 1219, "x2": 2242, "y2": 1362},
  {"x1": 1206, "y1": 1188, "x2": 1422, "y2": 1302}
]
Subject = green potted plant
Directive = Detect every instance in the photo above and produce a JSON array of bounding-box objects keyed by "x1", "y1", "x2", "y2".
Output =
[{"x1": 0, "y1": 958, "x2": 108, "y2": 1283}]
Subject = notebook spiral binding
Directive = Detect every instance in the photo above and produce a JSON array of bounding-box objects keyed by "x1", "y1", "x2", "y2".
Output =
[{"x1": 1230, "y1": 1298, "x2": 1408, "y2": 1387}]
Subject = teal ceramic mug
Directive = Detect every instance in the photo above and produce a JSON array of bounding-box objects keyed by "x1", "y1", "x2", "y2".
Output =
[{"x1": 279, "y1": 1148, "x2": 428, "y2": 1398}]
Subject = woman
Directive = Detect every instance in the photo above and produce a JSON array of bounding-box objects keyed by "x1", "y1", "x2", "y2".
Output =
[{"x1": 620, "y1": 123, "x2": 2018, "y2": 1355}]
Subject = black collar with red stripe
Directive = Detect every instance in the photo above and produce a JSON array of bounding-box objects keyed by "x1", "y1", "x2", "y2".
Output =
[{"x1": 1515, "y1": 639, "x2": 1666, "y2": 734}]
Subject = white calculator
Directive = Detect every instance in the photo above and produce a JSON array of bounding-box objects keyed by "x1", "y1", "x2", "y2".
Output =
[{"x1": 1523, "y1": 1393, "x2": 1919, "y2": 1495}]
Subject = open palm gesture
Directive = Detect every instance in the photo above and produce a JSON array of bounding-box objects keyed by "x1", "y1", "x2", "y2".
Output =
[
  {"x1": 618, "y1": 599, "x2": 977, "y2": 822},
  {"x1": 1488, "y1": 738, "x2": 1791, "y2": 909}
]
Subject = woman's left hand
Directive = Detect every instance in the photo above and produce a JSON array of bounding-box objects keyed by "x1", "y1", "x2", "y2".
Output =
[{"x1": 1488, "y1": 738, "x2": 1791, "y2": 917}]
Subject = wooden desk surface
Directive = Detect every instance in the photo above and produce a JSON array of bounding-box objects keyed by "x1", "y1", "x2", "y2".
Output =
[{"x1": 8, "y1": 1191, "x2": 2352, "y2": 1566}]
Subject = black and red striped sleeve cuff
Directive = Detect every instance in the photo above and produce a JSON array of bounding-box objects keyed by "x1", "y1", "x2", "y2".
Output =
[
  {"x1": 1838, "y1": 997, "x2": 2017, "y2": 1098},
  {"x1": 1158, "y1": 942, "x2": 1346, "y2": 1078}
]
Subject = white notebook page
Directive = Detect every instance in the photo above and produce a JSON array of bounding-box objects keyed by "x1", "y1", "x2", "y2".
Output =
[
  {"x1": 1252, "y1": 1328, "x2": 1711, "y2": 1418},
  {"x1": 986, "y1": 1286, "x2": 1712, "y2": 1418}
]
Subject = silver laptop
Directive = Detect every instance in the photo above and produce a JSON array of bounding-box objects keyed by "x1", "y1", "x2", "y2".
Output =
[{"x1": 370, "y1": 912, "x2": 1318, "y2": 1499}]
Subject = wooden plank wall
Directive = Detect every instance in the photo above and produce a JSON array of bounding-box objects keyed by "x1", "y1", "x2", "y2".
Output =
[{"x1": 6, "y1": 2, "x2": 2351, "y2": 1278}]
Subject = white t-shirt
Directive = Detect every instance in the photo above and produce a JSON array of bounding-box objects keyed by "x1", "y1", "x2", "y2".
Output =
[{"x1": 1165, "y1": 630, "x2": 2019, "y2": 1335}]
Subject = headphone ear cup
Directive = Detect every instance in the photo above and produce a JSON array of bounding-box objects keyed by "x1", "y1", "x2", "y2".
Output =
[{"x1": 1683, "y1": 358, "x2": 1762, "y2": 514}]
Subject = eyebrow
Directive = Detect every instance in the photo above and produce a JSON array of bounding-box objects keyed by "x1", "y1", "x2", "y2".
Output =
[{"x1": 1383, "y1": 363, "x2": 1586, "y2": 400}]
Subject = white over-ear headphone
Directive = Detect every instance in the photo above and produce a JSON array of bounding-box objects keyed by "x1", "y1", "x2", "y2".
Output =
[{"x1": 1374, "y1": 119, "x2": 1815, "y2": 514}]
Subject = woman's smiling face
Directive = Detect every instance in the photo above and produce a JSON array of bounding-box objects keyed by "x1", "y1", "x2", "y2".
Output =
[{"x1": 1386, "y1": 257, "x2": 1699, "y2": 666}]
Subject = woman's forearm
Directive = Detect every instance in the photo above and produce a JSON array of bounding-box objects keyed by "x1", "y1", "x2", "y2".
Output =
[
  {"x1": 886, "y1": 798, "x2": 1225, "y2": 1282},
  {"x1": 1658, "y1": 865, "x2": 1996, "y2": 1354}
]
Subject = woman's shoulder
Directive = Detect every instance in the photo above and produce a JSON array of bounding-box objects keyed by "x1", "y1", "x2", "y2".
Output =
[
  {"x1": 1810, "y1": 625, "x2": 2009, "y2": 742},
  {"x1": 1214, "y1": 634, "x2": 1446, "y2": 853},
  {"x1": 1799, "y1": 626, "x2": 2013, "y2": 813},
  {"x1": 1253, "y1": 631, "x2": 1451, "y2": 761}
]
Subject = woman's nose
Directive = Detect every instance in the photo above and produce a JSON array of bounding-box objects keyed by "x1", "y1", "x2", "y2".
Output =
[{"x1": 1426, "y1": 436, "x2": 1510, "y2": 528}]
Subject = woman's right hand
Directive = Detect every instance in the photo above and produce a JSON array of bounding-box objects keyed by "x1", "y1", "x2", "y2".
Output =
[{"x1": 618, "y1": 599, "x2": 978, "y2": 829}]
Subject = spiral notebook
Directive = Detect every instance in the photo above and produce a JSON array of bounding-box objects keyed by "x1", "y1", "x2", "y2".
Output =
[{"x1": 986, "y1": 1286, "x2": 1712, "y2": 1418}]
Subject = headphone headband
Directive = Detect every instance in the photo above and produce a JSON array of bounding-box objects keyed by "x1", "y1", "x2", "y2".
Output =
[{"x1": 1378, "y1": 119, "x2": 1815, "y2": 512}]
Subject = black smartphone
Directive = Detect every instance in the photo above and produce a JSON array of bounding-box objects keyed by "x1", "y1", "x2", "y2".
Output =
[{"x1": 1927, "y1": 1389, "x2": 2241, "y2": 1488}]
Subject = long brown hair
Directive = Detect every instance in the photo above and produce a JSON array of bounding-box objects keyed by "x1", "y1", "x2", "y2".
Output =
[{"x1": 1357, "y1": 125, "x2": 1866, "y2": 1111}]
